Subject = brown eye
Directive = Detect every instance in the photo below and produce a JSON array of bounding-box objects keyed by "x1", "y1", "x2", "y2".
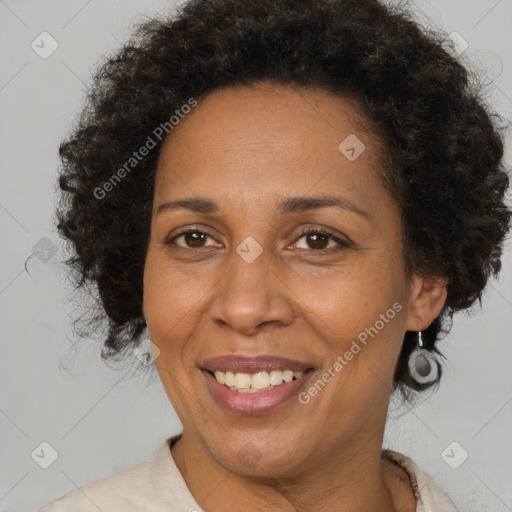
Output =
[
  {"x1": 183, "y1": 232, "x2": 208, "y2": 247},
  {"x1": 294, "y1": 229, "x2": 347, "y2": 252},
  {"x1": 303, "y1": 233, "x2": 330, "y2": 250},
  {"x1": 168, "y1": 230, "x2": 217, "y2": 248}
]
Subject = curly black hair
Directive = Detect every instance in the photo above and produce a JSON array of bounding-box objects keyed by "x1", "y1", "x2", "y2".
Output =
[{"x1": 56, "y1": 0, "x2": 511, "y2": 396}]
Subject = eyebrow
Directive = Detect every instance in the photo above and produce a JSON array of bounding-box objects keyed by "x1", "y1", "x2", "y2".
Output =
[{"x1": 155, "y1": 194, "x2": 372, "y2": 220}]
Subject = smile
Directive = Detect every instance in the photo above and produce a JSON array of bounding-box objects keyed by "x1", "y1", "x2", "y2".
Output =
[
  {"x1": 201, "y1": 354, "x2": 316, "y2": 414},
  {"x1": 213, "y1": 369, "x2": 305, "y2": 392}
]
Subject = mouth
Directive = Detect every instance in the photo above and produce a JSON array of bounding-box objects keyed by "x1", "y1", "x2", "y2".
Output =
[
  {"x1": 201, "y1": 355, "x2": 316, "y2": 415},
  {"x1": 206, "y1": 368, "x2": 310, "y2": 392}
]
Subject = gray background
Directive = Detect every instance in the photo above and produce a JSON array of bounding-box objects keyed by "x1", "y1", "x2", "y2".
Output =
[{"x1": 0, "y1": 0, "x2": 511, "y2": 511}]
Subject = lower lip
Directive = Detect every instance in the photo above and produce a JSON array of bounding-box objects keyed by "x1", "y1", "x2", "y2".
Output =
[{"x1": 203, "y1": 370, "x2": 314, "y2": 415}]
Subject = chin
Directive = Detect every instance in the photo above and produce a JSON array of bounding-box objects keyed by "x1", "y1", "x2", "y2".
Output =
[{"x1": 204, "y1": 429, "x2": 310, "y2": 480}]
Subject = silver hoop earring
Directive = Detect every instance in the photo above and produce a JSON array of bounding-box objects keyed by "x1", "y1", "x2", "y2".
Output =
[{"x1": 408, "y1": 331, "x2": 439, "y2": 384}]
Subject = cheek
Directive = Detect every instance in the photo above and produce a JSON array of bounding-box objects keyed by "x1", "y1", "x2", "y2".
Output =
[
  {"x1": 291, "y1": 258, "x2": 407, "y2": 398},
  {"x1": 290, "y1": 256, "x2": 404, "y2": 340},
  {"x1": 142, "y1": 252, "x2": 205, "y2": 362},
  {"x1": 143, "y1": 255, "x2": 207, "y2": 417}
]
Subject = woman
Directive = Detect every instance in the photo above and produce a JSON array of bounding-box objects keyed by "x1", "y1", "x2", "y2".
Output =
[{"x1": 39, "y1": 0, "x2": 510, "y2": 510}]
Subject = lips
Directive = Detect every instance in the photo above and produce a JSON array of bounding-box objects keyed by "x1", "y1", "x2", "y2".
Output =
[
  {"x1": 200, "y1": 354, "x2": 316, "y2": 415},
  {"x1": 201, "y1": 355, "x2": 314, "y2": 374}
]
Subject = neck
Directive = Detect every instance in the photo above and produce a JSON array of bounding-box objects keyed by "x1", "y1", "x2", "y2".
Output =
[{"x1": 171, "y1": 429, "x2": 410, "y2": 512}]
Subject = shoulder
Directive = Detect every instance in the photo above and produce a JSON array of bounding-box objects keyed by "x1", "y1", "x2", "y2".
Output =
[
  {"x1": 37, "y1": 457, "x2": 154, "y2": 511},
  {"x1": 382, "y1": 449, "x2": 458, "y2": 512},
  {"x1": 37, "y1": 436, "x2": 191, "y2": 512}
]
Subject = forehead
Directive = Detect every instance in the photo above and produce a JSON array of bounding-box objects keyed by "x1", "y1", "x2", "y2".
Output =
[{"x1": 154, "y1": 82, "x2": 387, "y2": 211}]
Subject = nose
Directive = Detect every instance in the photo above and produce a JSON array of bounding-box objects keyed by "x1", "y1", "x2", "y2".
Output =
[{"x1": 209, "y1": 248, "x2": 295, "y2": 335}]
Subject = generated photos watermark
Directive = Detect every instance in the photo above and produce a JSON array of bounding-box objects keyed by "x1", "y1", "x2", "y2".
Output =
[
  {"x1": 298, "y1": 301, "x2": 403, "y2": 404},
  {"x1": 94, "y1": 97, "x2": 198, "y2": 200}
]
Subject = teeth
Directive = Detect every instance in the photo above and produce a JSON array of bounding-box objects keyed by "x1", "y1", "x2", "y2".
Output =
[
  {"x1": 212, "y1": 369, "x2": 306, "y2": 392},
  {"x1": 269, "y1": 370, "x2": 283, "y2": 385},
  {"x1": 214, "y1": 371, "x2": 226, "y2": 385},
  {"x1": 283, "y1": 370, "x2": 294, "y2": 383},
  {"x1": 234, "y1": 373, "x2": 251, "y2": 389},
  {"x1": 231, "y1": 387, "x2": 263, "y2": 393},
  {"x1": 225, "y1": 371, "x2": 235, "y2": 387},
  {"x1": 251, "y1": 372, "x2": 271, "y2": 390}
]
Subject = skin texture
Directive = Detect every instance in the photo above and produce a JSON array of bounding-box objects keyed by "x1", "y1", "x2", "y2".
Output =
[{"x1": 142, "y1": 82, "x2": 447, "y2": 512}]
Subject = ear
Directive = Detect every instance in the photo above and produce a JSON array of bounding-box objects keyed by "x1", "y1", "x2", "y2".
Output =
[{"x1": 405, "y1": 274, "x2": 448, "y2": 331}]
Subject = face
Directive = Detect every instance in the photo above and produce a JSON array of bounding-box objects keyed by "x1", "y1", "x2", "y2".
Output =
[{"x1": 142, "y1": 82, "x2": 444, "y2": 479}]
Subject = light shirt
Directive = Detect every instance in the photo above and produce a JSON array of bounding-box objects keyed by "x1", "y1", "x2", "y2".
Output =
[{"x1": 38, "y1": 433, "x2": 457, "y2": 511}]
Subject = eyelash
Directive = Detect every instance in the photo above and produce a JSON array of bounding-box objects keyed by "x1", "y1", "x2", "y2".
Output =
[{"x1": 165, "y1": 226, "x2": 350, "y2": 254}]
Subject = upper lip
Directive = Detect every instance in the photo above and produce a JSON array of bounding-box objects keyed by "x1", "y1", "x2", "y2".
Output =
[{"x1": 201, "y1": 355, "x2": 314, "y2": 374}]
